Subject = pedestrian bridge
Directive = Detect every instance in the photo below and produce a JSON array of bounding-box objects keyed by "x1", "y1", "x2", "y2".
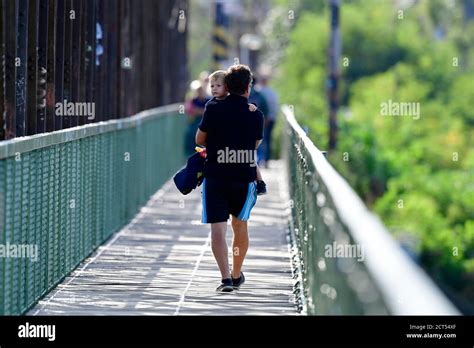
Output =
[{"x1": 0, "y1": 105, "x2": 458, "y2": 316}]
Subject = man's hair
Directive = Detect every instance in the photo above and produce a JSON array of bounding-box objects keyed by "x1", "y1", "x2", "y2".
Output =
[
  {"x1": 209, "y1": 70, "x2": 226, "y2": 81},
  {"x1": 225, "y1": 64, "x2": 253, "y2": 95}
]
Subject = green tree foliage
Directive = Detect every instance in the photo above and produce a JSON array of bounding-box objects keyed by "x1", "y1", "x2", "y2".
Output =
[{"x1": 272, "y1": 0, "x2": 474, "y2": 310}]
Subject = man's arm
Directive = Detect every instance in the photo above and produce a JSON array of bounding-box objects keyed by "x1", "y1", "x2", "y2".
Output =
[
  {"x1": 196, "y1": 102, "x2": 214, "y2": 147},
  {"x1": 196, "y1": 129, "x2": 207, "y2": 146},
  {"x1": 256, "y1": 139, "x2": 262, "y2": 148}
]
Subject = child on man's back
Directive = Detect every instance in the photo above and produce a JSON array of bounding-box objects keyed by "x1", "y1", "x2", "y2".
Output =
[{"x1": 207, "y1": 70, "x2": 266, "y2": 195}]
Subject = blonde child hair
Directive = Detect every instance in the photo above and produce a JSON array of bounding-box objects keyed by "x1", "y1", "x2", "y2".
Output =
[{"x1": 209, "y1": 70, "x2": 226, "y2": 82}]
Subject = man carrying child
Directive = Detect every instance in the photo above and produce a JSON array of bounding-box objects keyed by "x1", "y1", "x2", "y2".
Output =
[{"x1": 195, "y1": 64, "x2": 264, "y2": 292}]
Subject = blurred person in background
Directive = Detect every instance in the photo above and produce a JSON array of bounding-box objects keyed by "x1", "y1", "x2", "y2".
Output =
[
  {"x1": 258, "y1": 74, "x2": 279, "y2": 168},
  {"x1": 199, "y1": 70, "x2": 212, "y2": 97},
  {"x1": 184, "y1": 81, "x2": 211, "y2": 157},
  {"x1": 248, "y1": 77, "x2": 269, "y2": 166}
]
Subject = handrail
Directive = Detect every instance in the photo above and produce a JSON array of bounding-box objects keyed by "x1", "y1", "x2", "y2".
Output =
[
  {"x1": 282, "y1": 105, "x2": 459, "y2": 315},
  {"x1": 0, "y1": 104, "x2": 182, "y2": 159},
  {"x1": 0, "y1": 105, "x2": 186, "y2": 314}
]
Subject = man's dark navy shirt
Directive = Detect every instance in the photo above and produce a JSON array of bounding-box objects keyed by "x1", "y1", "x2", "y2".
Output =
[{"x1": 198, "y1": 94, "x2": 264, "y2": 182}]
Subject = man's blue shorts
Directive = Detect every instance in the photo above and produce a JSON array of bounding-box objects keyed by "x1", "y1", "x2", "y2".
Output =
[{"x1": 201, "y1": 177, "x2": 257, "y2": 223}]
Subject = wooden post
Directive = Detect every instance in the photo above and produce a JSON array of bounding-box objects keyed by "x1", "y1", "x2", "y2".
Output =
[
  {"x1": 45, "y1": 0, "x2": 56, "y2": 132},
  {"x1": 0, "y1": 0, "x2": 5, "y2": 140},
  {"x1": 62, "y1": 0, "x2": 72, "y2": 128},
  {"x1": 37, "y1": 0, "x2": 48, "y2": 133},
  {"x1": 54, "y1": 0, "x2": 65, "y2": 130},
  {"x1": 16, "y1": 0, "x2": 28, "y2": 136},
  {"x1": 26, "y1": 0, "x2": 38, "y2": 135}
]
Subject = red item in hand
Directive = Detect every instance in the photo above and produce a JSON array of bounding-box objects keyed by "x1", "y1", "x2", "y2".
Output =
[{"x1": 195, "y1": 146, "x2": 207, "y2": 158}]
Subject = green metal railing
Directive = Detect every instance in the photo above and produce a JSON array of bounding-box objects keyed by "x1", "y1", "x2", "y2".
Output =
[
  {"x1": 282, "y1": 106, "x2": 459, "y2": 315},
  {"x1": 0, "y1": 104, "x2": 186, "y2": 315}
]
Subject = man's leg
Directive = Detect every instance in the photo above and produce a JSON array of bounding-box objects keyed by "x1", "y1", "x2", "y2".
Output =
[
  {"x1": 230, "y1": 216, "x2": 249, "y2": 279},
  {"x1": 211, "y1": 222, "x2": 231, "y2": 279}
]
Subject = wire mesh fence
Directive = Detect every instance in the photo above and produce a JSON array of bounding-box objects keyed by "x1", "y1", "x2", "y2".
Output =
[
  {"x1": 282, "y1": 105, "x2": 458, "y2": 315},
  {"x1": 0, "y1": 104, "x2": 186, "y2": 315}
]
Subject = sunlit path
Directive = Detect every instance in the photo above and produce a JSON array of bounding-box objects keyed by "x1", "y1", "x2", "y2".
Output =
[{"x1": 29, "y1": 161, "x2": 298, "y2": 316}]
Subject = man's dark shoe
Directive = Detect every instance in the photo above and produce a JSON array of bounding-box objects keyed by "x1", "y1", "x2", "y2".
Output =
[
  {"x1": 216, "y1": 278, "x2": 234, "y2": 292},
  {"x1": 232, "y1": 272, "x2": 245, "y2": 289},
  {"x1": 256, "y1": 180, "x2": 267, "y2": 195}
]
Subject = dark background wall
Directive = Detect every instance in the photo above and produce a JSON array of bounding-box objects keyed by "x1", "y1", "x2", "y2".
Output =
[{"x1": 0, "y1": 0, "x2": 188, "y2": 140}]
